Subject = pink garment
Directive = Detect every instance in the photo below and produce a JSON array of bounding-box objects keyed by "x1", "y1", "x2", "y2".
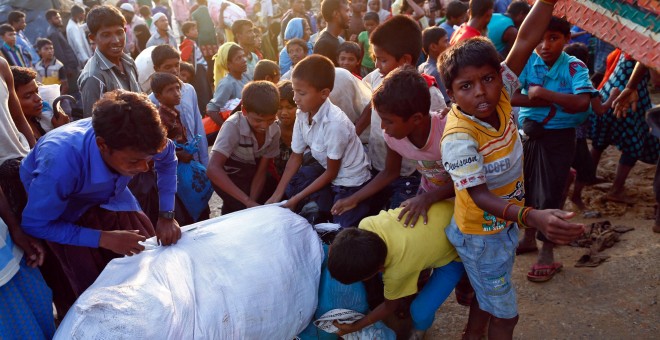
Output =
[
  {"x1": 172, "y1": 0, "x2": 192, "y2": 22},
  {"x1": 383, "y1": 112, "x2": 453, "y2": 193}
]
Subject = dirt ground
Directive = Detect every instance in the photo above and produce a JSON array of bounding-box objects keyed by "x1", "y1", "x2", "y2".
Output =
[{"x1": 208, "y1": 97, "x2": 659, "y2": 340}]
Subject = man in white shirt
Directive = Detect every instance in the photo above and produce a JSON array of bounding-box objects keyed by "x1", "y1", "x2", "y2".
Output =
[{"x1": 67, "y1": 5, "x2": 93, "y2": 68}]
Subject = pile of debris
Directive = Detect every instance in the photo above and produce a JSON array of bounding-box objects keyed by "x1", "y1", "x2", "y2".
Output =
[{"x1": 569, "y1": 220, "x2": 634, "y2": 267}]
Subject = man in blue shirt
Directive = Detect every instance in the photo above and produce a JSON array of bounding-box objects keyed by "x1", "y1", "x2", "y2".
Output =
[
  {"x1": 438, "y1": 0, "x2": 468, "y2": 41},
  {"x1": 20, "y1": 90, "x2": 181, "y2": 301}
]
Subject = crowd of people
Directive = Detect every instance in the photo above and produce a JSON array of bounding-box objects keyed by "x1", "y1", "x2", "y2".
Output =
[{"x1": 0, "y1": 0, "x2": 658, "y2": 338}]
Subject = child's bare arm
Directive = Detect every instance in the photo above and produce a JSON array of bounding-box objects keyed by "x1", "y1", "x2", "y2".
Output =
[
  {"x1": 527, "y1": 86, "x2": 591, "y2": 113},
  {"x1": 467, "y1": 184, "x2": 584, "y2": 244},
  {"x1": 334, "y1": 298, "x2": 401, "y2": 335},
  {"x1": 406, "y1": 0, "x2": 426, "y2": 20},
  {"x1": 207, "y1": 151, "x2": 260, "y2": 208},
  {"x1": 267, "y1": 152, "x2": 303, "y2": 203},
  {"x1": 398, "y1": 181, "x2": 455, "y2": 227},
  {"x1": 249, "y1": 156, "x2": 271, "y2": 203},
  {"x1": 355, "y1": 102, "x2": 372, "y2": 135},
  {"x1": 0, "y1": 57, "x2": 36, "y2": 147},
  {"x1": 592, "y1": 88, "x2": 621, "y2": 116},
  {"x1": 283, "y1": 157, "x2": 340, "y2": 210},
  {"x1": 332, "y1": 145, "x2": 402, "y2": 215},
  {"x1": 505, "y1": 0, "x2": 557, "y2": 76}
]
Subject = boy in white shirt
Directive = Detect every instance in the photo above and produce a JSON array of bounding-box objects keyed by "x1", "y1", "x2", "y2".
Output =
[{"x1": 267, "y1": 55, "x2": 372, "y2": 228}]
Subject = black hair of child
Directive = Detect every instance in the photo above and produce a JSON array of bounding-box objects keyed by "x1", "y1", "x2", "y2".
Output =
[
  {"x1": 180, "y1": 61, "x2": 195, "y2": 75},
  {"x1": 71, "y1": 5, "x2": 85, "y2": 17},
  {"x1": 150, "y1": 72, "x2": 182, "y2": 95},
  {"x1": 151, "y1": 44, "x2": 180, "y2": 69},
  {"x1": 338, "y1": 41, "x2": 362, "y2": 60},
  {"x1": 35, "y1": 38, "x2": 54, "y2": 51},
  {"x1": 370, "y1": 15, "x2": 422, "y2": 63},
  {"x1": 327, "y1": 228, "x2": 387, "y2": 284},
  {"x1": 286, "y1": 38, "x2": 309, "y2": 54},
  {"x1": 547, "y1": 16, "x2": 571, "y2": 36},
  {"x1": 507, "y1": 0, "x2": 531, "y2": 16},
  {"x1": 181, "y1": 21, "x2": 197, "y2": 35},
  {"x1": 253, "y1": 59, "x2": 280, "y2": 81},
  {"x1": 445, "y1": 0, "x2": 468, "y2": 20},
  {"x1": 0, "y1": 24, "x2": 16, "y2": 36},
  {"x1": 373, "y1": 65, "x2": 431, "y2": 120},
  {"x1": 438, "y1": 36, "x2": 500, "y2": 92},
  {"x1": 86, "y1": 5, "x2": 127, "y2": 35},
  {"x1": 363, "y1": 11, "x2": 379, "y2": 23},
  {"x1": 563, "y1": 42, "x2": 589, "y2": 64},
  {"x1": 92, "y1": 90, "x2": 166, "y2": 154},
  {"x1": 10, "y1": 66, "x2": 37, "y2": 88},
  {"x1": 291, "y1": 55, "x2": 335, "y2": 91},
  {"x1": 242, "y1": 81, "x2": 281, "y2": 116},
  {"x1": 321, "y1": 0, "x2": 347, "y2": 22},
  {"x1": 277, "y1": 80, "x2": 295, "y2": 106},
  {"x1": 422, "y1": 26, "x2": 447, "y2": 55},
  {"x1": 470, "y1": 0, "x2": 494, "y2": 18}
]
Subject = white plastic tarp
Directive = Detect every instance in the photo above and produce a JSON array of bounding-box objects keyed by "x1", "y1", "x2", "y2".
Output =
[{"x1": 55, "y1": 204, "x2": 324, "y2": 339}]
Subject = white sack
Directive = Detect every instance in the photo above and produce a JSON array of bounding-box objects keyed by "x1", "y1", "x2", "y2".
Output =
[
  {"x1": 330, "y1": 68, "x2": 372, "y2": 143},
  {"x1": 55, "y1": 204, "x2": 324, "y2": 339},
  {"x1": 135, "y1": 46, "x2": 157, "y2": 93}
]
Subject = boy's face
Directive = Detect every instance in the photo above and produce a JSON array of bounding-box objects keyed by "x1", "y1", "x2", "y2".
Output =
[
  {"x1": 278, "y1": 99, "x2": 297, "y2": 126},
  {"x1": 338, "y1": 51, "x2": 360, "y2": 73},
  {"x1": 372, "y1": 45, "x2": 408, "y2": 76},
  {"x1": 180, "y1": 69, "x2": 194, "y2": 83},
  {"x1": 292, "y1": 78, "x2": 329, "y2": 114},
  {"x1": 156, "y1": 82, "x2": 182, "y2": 107},
  {"x1": 38, "y1": 44, "x2": 55, "y2": 60},
  {"x1": 186, "y1": 26, "x2": 199, "y2": 39},
  {"x1": 91, "y1": 25, "x2": 126, "y2": 60},
  {"x1": 97, "y1": 141, "x2": 155, "y2": 177},
  {"x1": 16, "y1": 80, "x2": 43, "y2": 118},
  {"x1": 288, "y1": 45, "x2": 306, "y2": 65},
  {"x1": 449, "y1": 12, "x2": 468, "y2": 26},
  {"x1": 430, "y1": 35, "x2": 449, "y2": 57},
  {"x1": 378, "y1": 109, "x2": 418, "y2": 140},
  {"x1": 228, "y1": 49, "x2": 248, "y2": 74},
  {"x1": 243, "y1": 110, "x2": 277, "y2": 135},
  {"x1": 155, "y1": 57, "x2": 181, "y2": 77},
  {"x1": 364, "y1": 19, "x2": 378, "y2": 34},
  {"x1": 2, "y1": 31, "x2": 16, "y2": 46},
  {"x1": 352, "y1": 0, "x2": 367, "y2": 13},
  {"x1": 292, "y1": 0, "x2": 305, "y2": 13},
  {"x1": 447, "y1": 64, "x2": 502, "y2": 121},
  {"x1": 536, "y1": 31, "x2": 569, "y2": 66},
  {"x1": 368, "y1": 0, "x2": 380, "y2": 12}
]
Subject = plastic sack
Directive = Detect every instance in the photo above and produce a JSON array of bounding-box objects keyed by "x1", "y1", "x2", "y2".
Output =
[
  {"x1": 314, "y1": 309, "x2": 397, "y2": 340},
  {"x1": 208, "y1": 0, "x2": 247, "y2": 27},
  {"x1": 175, "y1": 136, "x2": 213, "y2": 221},
  {"x1": 134, "y1": 46, "x2": 157, "y2": 92},
  {"x1": 55, "y1": 205, "x2": 324, "y2": 339}
]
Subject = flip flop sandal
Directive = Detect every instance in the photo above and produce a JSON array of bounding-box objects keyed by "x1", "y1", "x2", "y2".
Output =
[{"x1": 527, "y1": 262, "x2": 563, "y2": 282}]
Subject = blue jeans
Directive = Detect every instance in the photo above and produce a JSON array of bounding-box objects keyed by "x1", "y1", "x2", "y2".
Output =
[
  {"x1": 332, "y1": 183, "x2": 371, "y2": 228},
  {"x1": 410, "y1": 261, "x2": 465, "y2": 330},
  {"x1": 369, "y1": 170, "x2": 421, "y2": 213}
]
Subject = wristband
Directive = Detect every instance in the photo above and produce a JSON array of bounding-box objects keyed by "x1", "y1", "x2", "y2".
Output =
[
  {"x1": 502, "y1": 203, "x2": 515, "y2": 219},
  {"x1": 522, "y1": 207, "x2": 533, "y2": 227},
  {"x1": 517, "y1": 207, "x2": 529, "y2": 229}
]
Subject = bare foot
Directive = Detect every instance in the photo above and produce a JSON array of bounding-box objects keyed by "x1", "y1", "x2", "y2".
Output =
[
  {"x1": 605, "y1": 192, "x2": 635, "y2": 205},
  {"x1": 570, "y1": 196, "x2": 587, "y2": 211},
  {"x1": 517, "y1": 228, "x2": 538, "y2": 255}
]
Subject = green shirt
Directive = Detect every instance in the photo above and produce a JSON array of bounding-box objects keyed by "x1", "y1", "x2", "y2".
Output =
[
  {"x1": 192, "y1": 5, "x2": 217, "y2": 46},
  {"x1": 358, "y1": 31, "x2": 374, "y2": 69}
]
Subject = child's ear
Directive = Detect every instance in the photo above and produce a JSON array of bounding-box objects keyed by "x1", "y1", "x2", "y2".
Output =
[
  {"x1": 241, "y1": 105, "x2": 248, "y2": 116},
  {"x1": 320, "y1": 88, "x2": 331, "y2": 99},
  {"x1": 400, "y1": 54, "x2": 413, "y2": 65}
]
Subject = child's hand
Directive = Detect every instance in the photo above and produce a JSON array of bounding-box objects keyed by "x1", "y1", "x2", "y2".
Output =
[
  {"x1": 156, "y1": 218, "x2": 182, "y2": 246},
  {"x1": 397, "y1": 195, "x2": 432, "y2": 227},
  {"x1": 99, "y1": 230, "x2": 147, "y2": 256},
  {"x1": 265, "y1": 193, "x2": 283, "y2": 205},
  {"x1": 282, "y1": 197, "x2": 299, "y2": 211},
  {"x1": 176, "y1": 150, "x2": 194, "y2": 164},
  {"x1": 9, "y1": 228, "x2": 45, "y2": 268},
  {"x1": 612, "y1": 87, "x2": 638, "y2": 119},
  {"x1": 349, "y1": 34, "x2": 358, "y2": 42},
  {"x1": 527, "y1": 209, "x2": 585, "y2": 244},
  {"x1": 527, "y1": 85, "x2": 547, "y2": 101},
  {"x1": 51, "y1": 112, "x2": 70, "y2": 128},
  {"x1": 331, "y1": 197, "x2": 358, "y2": 216},
  {"x1": 332, "y1": 320, "x2": 361, "y2": 336}
]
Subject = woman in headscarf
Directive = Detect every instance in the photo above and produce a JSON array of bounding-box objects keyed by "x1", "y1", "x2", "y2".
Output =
[
  {"x1": 207, "y1": 42, "x2": 248, "y2": 125},
  {"x1": 278, "y1": 18, "x2": 312, "y2": 74}
]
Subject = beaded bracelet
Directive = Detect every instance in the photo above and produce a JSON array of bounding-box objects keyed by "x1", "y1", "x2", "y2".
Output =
[{"x1": 522, "y1": 207, "x2": 534, "y2": 227}]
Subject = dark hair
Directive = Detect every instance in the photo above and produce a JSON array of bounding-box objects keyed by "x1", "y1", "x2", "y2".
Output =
[
  {"x1": 292, "y1": 55, "x2": 335, "y2": 91},
  {"x1": 470, "y1": 0, "x2": 494, "y2": 18},
  {"x1": 139, "y1": 5, "x2": 151, "y2": 17},
  {"x1": 151, "y1": 44, "x2": 180, "y2": 68},
  {"x1": 180, "y1": 61, "x2": 195, "y2": 76},
  {"x1": 45, "y1": 9, "x2": 59, "y2": 21},
  {"x1": 268, "y1": 21, "x2": 281, "y2": 36},
  {"x1": 150, "y1": 72, "x2": 182, "y2": 95},
  {"x1": 71, "y1": 5, "x2": 86, "y2": 17},
  {"x1": 438, "y1": 36, "x2": 500, "y2": 90},
  {"x1": 321, "y1": 0, "x2": 347, "y2": 22},
  {"x1": 253, "y1": 59, "x2": 280, "y2": 81},
  {"x1": 327, "y1": 228, "x2": 387, "y2": 284},
  {"x1": 0, "y1": 24, "x2": 15, "y2": 36},
  {"x1": 87, "y1": 5, "x2": 127, "y2": 35},
  {"x1": 547, "y1": 16, "x2": 571, "y2": 36},
  {"x1": 422, "y1": 26, "x2": 447, "y2": 54},
  {"x1": 227, "y1": 44, "x2": 244, "y2": 64},
  {"x1": 445, "y1": 0, "x2": 468, "y2": 19},
  {"x1": 7, "y1": 11, "x2": 26, "y2": 25},
  {"x1": 563, "y1": 42, "x2": 589, "y2": 64},
  {"x1": 92, "y1": 90, "x2": 167, "y2": 154},
  {"x1": 286, "y1": 38, "x2": 309, "y2": 54},
  {"x1": 400, "y1": 0, "x2": 424, "y2": 14},
  {"x1": 363, "y1": 11, "x2": 379, "y2": 23},
  {"x1": 373, "y1": 65, "x2": 430, "y2": 120},
  {"x1": 242, "y1": 81, "x2": 280, "y2": 116},
  {"x1": 181, "y1": 21, "x2": 197, "y2": 35},
  {"x1": 35, "y1": 38, "x2": 53, "y2": 50},
  {"x1": 231, "y1": 19, "x2": 253, "y2": 39},
  {"x1": 507, "y1": 0, "x2": 531, "y2": 16},
  {"x1": 338, "y1": 41, "x2": 362, "y2": 60},
  {"x1": 370, "y1": 15, "x2": 422, "y2": 63},
  {"x1": 277, "y1": 80, "x2": 295, "y2": 105},
  {"x1": 10, "y1": 66, "x2": 37, "y2": 89}
]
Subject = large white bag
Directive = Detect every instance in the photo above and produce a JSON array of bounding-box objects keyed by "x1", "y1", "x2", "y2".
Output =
[{"x1": 55, "y1": 205, "x2": 324, "y2": 339}]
